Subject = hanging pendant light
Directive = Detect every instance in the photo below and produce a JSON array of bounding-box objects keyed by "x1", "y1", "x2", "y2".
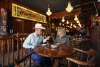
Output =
[
  {"x1": 65, "y1": 2, "x2": 73, "y2": 13},
  {"x1": 46, "y1": 5, "x2": 52, "y2": 16},
  {"x1": 96, "y1": 13, "x2": 98, "y2": 17},
  {"x1": 78, "y1": 23, "x2": 81, "y2": 28},
  {"x1": 93, "y1": 1, "x2": 99, "y2": 16},
  {"x1": 74, "y1": 15, "x2": 79, "y2": 21},
  {"x1": 73, "y1": 25, "x2": 77, "y2": 28},
  {"x1": 59, "y1": 23, "x2": 61, "y2": 26},
  {"x1": 61, "y1": 16, "x2": 65, "y2": 22},
  {"x1": 76, "y1": 20, "x2": 80, "y2": 24},
  {"x1": 71, "y1": 23, "x2": 72, "y2": 27},
  {"x1": 66, "y1": 20, "x2": 69, "y2": 24},
  {"x1": 63, "y1": 23, "x2": 65, "y2": 26},
  {"x1": 69, "y1": 23, "x2": 72, "y2": 28}
]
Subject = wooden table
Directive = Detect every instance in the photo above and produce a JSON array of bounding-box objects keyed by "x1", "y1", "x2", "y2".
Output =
[{"x1": 34, "y1": 44, "x2": 73, "y2": 67}]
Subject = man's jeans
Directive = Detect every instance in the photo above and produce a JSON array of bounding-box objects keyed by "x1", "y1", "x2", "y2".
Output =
[
  {"x1": 28, "y1": 49, "x2": 43, "y2": 64},
  {"x1": 28, "y1": 49, "x2": 52, "y2": 67}
]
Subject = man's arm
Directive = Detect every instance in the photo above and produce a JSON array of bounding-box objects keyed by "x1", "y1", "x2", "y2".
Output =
[{"x1": 23, "y1": 34, "x2": 36, "y2": 49}]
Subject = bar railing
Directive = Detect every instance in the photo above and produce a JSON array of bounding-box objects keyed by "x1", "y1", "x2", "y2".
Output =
[
  {"x1": 15, "y1": 50, "x2": 33, "y2": 67},
  {"x1": 0, "y1": 33, "x2": 28, "y2": 67}
]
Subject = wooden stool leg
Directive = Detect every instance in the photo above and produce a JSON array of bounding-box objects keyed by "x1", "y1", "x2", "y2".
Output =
[{"x1": 52, "y1": 59, "x2": 59, "y2": 67}]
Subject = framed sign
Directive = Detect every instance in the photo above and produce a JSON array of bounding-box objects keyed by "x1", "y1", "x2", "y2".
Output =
[{"x1": 12, "y1": 3, "x2": 47, "y2": 23}]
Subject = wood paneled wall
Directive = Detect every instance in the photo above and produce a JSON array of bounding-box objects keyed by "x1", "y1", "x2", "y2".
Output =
[{"x1": 13, "y1": 18, "x2": 36, "y2": 33}]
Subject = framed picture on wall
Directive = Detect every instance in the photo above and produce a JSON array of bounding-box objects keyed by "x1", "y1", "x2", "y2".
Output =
[{"x1": 0, "y1": 8, "x2": 7, "y2": 35}]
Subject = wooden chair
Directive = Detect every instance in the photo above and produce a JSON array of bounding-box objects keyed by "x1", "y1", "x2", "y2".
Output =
[{"x1": 66, "y1": 48, "x2": 96, "y2": 67}]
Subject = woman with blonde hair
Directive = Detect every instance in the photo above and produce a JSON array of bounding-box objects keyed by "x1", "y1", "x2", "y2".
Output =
[{"x1": 54, "y1": 27, "x2": 70, "y2": 45}]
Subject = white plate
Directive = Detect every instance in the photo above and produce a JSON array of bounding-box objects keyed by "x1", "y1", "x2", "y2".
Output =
[
  {"x1": 51, "y1": 45, "x2": 57, "y2": 48},
  {"x1": 42, "y1": 44, "x2": 47, "y2": 46}
]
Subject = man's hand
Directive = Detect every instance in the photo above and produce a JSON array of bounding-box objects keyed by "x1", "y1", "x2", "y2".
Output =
[
  {"x1": 45, "y1": 36, "x2": 50, "y2": 40},
  {"x1": 43, "y1": 36, "x2": 50, "y2": 43}
]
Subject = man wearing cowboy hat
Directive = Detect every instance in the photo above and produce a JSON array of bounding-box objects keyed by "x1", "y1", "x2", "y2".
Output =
[{"x1": 23, "y1": 23, "x2": 50, "y2": 67}]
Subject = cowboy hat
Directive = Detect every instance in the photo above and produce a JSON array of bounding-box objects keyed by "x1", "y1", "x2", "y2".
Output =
[{"x1": 34, "y1": 23, "x2": 45, "y2": 29}]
